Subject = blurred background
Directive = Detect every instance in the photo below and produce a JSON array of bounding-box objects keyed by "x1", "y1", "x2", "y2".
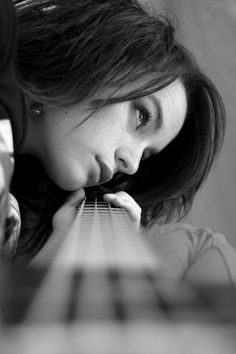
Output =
[{"x1": 142, "y1": 0, "x2": 236, "y2": 247}]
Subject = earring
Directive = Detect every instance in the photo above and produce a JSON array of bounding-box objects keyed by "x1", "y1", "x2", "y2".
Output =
[{"x1": 30, "y1": 103, "x2": 47, "y2": 117}]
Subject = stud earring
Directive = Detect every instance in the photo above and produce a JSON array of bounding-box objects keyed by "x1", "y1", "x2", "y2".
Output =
[{"x1": 30, "y1": 103, "x2": 47, "y2": 117}]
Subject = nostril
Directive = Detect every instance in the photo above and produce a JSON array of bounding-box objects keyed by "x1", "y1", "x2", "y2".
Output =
[{"x1": 119, "y1": 158, "x2": 128, "y2": 170}]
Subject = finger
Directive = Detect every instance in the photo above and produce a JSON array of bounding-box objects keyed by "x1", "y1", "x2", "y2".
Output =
[
  {"x1": 118, "y1": 198, "x2": 141, "y2": 221},
  {"x1": 103, "y1": 193, "x2": 121, "y2": 206},
  {"x1": 103, "y1": 192, "x2": 141, "y2": 230},
  {"x1": 63, "y1": 188, "x2": 86, "y2": 216},
  {"x1": 65, "y1": 188, "x2": 85, "y2": 206},
  {"x1": 103, "y1": 192, "x2": 141, "y2": 215},
  {"x1": 103, "y1": 191, "x2": 134, "y2": 205},
  {"x1": 103, "y1": 193, "x2": 130, "y2": 209},
  {"x1": 52, "y1": 188, "x2": 85, "y2": 228},
  {"x1": 120, "y1": 198, "x2": 141, "y2": 230}
]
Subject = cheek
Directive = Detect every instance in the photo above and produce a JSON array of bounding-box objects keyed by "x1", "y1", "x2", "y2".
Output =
[
  {"x1": 83, "y1": 118, "x2": 120, "y2": 151},
  {"x1": 156, "y1": 124, "x2": 183, "y2": 151},
  {"x1": 40, "y1": 131, "x2": 79, "y2": 185},
  {"x1": 43, "y1": 151, "x2": 85, "y2": 190},
  {"x1": 165, "y1": 112, "x2": 185, "y2": 145}
]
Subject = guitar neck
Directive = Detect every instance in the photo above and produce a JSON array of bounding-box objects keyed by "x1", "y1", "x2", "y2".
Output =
[
  {"x1": 1, "y1": 199, "x2": 236, "y2": 353},
  {"x1": 24, "y1": 198, "x2": 161, "y2": 322},
  {"x1": 56, "y1": 197, "x2": 158, "y2": 270}
]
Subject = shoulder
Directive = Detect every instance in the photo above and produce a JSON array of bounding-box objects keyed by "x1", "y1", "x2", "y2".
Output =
[
  {"x1": 144, "y1": 222, "x2": 236, "y2": 285},
  {"x1": 145, "y1": 222, "x2": 225, "y2": 258},
  {"x1": 0, "y1": 120, "x2": 21, "y2": 262}
]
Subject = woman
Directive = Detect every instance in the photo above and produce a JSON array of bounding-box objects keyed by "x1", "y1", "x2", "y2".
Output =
[{"x1": 0, "y1": 0, "x2": 235, "y2": 283}]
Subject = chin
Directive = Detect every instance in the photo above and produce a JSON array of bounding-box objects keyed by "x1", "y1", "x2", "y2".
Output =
[
  {"x1": 46, "y1": 164, "x2": 88, "y2": 190},
  {"x1": 50, "y1": 175, "x2": 84, "y2": 191}
]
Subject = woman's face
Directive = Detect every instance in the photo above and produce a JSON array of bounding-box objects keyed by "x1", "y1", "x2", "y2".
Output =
[{"x1": 27, "y1": 79, "x2": 187, "y2": 191}]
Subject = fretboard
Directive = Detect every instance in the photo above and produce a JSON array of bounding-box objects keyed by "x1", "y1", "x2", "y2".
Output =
[{"x1": 1, "y1": 199, "x2": 236, "y2": 353}]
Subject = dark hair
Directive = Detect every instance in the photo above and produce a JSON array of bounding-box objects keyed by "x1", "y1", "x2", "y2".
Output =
[{"x1": 13, "y1": 0, "x2": 225, "y2": 260}]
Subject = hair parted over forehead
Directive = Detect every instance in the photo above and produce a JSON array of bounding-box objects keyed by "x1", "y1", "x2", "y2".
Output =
[{"x1": 14, "y1": 0, "x2": 225, "y2": 230}]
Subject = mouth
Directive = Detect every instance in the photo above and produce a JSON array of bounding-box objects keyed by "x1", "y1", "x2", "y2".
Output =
[{"x1": 96, "y1": 157, "x2": 113, "y2": 184}]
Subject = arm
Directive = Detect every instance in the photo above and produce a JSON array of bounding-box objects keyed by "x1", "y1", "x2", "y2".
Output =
[
  {"x1": 185, "y1": 247, "x2": 234, "y2": 285},
  {"x1": 145, "y1": 223, "x2": 236, "y2": 285}
]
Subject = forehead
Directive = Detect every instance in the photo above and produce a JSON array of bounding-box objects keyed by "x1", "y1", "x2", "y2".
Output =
[
  {"x1": 150, "y1": 79, "x2": 187, "y2": 149},
  {"x1": 157, "y1": 79, "x2": 187, "y2": 123}
]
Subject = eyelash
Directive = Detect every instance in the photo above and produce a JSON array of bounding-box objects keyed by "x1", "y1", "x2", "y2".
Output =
[{"x1": 134, "y1": 105, "x2": 152, "y2": 130}]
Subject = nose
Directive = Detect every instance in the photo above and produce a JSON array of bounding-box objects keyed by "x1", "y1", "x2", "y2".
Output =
[{"x1": 115, "y1": 145, "x2": 143, "y2": 175}]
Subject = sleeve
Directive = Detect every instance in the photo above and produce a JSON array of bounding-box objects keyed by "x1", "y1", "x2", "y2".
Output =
[
  {"x1": 185, "y1": 227, "x2": 236, "y2": 285},
  {"x1": 145, "y1": 223, "x2": 236, "y2": 285},
  {"x1": 0, "y1": 0, "x2": 21, "y2": 262},
  {"x1": 0, "y1": 120, "x2": 21, "y2": 262}
]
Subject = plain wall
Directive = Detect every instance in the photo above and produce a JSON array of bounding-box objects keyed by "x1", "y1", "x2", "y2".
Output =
[{"x1": 142, "y1": 0, "x2": 236, "y2": 246}]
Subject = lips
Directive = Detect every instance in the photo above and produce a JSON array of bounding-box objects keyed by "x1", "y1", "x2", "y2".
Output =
[{"x1": 96, "y1": 157, "x2": 113, "y2": 184}]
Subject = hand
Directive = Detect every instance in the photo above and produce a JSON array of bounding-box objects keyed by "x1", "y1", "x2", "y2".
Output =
[
  {"x1": 52, "y1": 188, "x2": 85, "y2": 235},
  {"x1": 103, "y1": 191, "x2": 141, "y2": 231},
  {"x1": 32, "y1": 189, "x2": 140, "y2": 264},
  {"x1": 32, "y1": 188, "x2": 85, "y2": 264}
]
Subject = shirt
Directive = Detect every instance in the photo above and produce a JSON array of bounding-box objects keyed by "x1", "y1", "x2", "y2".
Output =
[
  {"x1": 145, "y1": 223, "x2": 236, "y2": 285},
  {"x1": 0, "y1": 0, "x2": 24, "y2": 261}
]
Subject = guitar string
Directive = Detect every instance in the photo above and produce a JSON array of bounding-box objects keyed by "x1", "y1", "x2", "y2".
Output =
[{"x1": 25, "y1": 198, "x2": 165, "y2": 322}]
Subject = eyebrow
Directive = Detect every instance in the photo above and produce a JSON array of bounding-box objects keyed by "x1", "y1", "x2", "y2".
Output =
[{"x1": 148, "y1": 94, "x2": 163, "y2": 130}]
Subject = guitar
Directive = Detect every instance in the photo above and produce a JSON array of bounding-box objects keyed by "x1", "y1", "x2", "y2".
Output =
[{"x1": 1, "y1": 198, "x2": 236, "y2": 353}]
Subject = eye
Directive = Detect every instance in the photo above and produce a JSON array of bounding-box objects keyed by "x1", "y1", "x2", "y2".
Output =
[
  {"x1": 134, "y1": 105, "x2": 151, "y2": 130},
  {"x1": 141, "y1": 148, "x2": 155, "y2": 161}
]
